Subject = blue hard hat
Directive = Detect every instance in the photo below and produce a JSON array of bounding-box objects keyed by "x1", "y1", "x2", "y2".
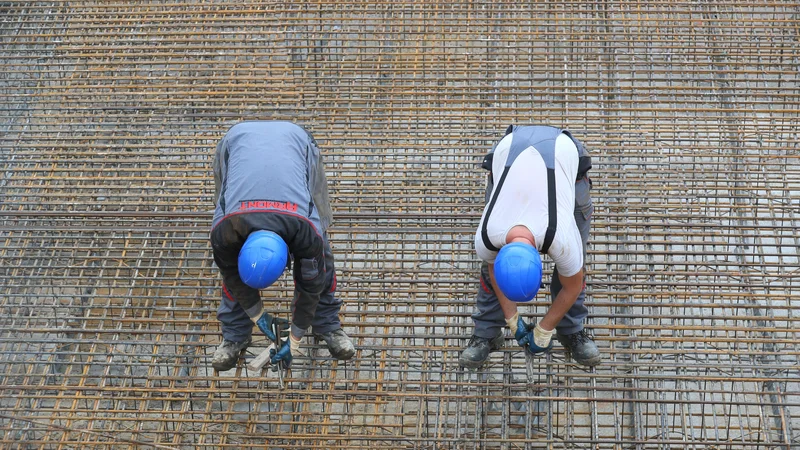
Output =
[
  {"x1": 238, "y1": 230, "x2": 288, "y2": 289},
  {"x1": 493, "y1": 242, "x2": 542, "y2": 302}
]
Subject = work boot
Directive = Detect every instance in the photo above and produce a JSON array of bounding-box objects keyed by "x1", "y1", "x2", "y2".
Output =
[
  {"x1": 211, "y1": 337, "x2": 252, "y2": 371},
  {"x1": 315, "y1": 328, "x2": 355, "y2": 360},
  {"x1": 556, "y1": 329, "x2": 601, "y2": 367},
  {"x1": 458, "y1": 330, "x2": 505, "y2": 369}
]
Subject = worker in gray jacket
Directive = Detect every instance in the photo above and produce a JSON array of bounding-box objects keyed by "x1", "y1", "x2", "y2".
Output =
[
  {"x1": 210, "y1": 121, "x2": 355, "y2": 372},
  {"x1": 460, "y1": 125, "x2": 601, "y2": 368}
]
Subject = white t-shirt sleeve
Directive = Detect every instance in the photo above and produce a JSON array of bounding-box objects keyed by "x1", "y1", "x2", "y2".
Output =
[
  {"x1": 474, "y1": 136, "x2": 513, "y2": 264},
  {"x1": 475, "y1": 228, "x2": 498, "y2": 263},
  {"x1": 548, "y1": 134, "x2": 584, "y2": 277},
  {"x1": 548, "y1": 221, "x2": 584, "y2": 277}
]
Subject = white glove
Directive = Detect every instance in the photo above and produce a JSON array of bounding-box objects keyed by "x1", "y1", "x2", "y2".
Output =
[
  {"x1": 505, "y1": 312, "x2": 520, "y2": 335},
  {"x1": 248, "y1": 303, "x2": 264, "y2": 323},
  {"x1": 289, "y1": 334, "x2": 304, "y2": 357},
  {"x1": 533, "y1": 323, "x2": 556, "y2": 348}
]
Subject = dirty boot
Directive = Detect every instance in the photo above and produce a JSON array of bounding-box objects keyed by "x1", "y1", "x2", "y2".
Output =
[
  {"x1": 556, "y1": 329, "x2": 601, "y2": 367},
  {"x1": 211, "y1": 337, "x2": 252, "y2": 371},
  {"x1": 316, "y1": 328, "x2": 355, "y2": 360},
  {"x1": 458, "y1": 330, "x2": 505, "y2": 369}
]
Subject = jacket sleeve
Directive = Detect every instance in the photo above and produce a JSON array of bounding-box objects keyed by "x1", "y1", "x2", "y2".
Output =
[
  {"x1": 309, "y1": 152, "x2": 333, "y2": 232},
  {"x1": 289, "y1": 240, "x2": 327, "y2": 331},
  {"x1": 211, "y1": 225, "x2": 262, "y2": 315}
]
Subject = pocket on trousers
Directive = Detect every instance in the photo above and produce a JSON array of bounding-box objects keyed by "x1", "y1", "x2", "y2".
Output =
[
  {"x1": 299, "y1": 257, "x2": 321, "y2": 281},
  {"x1": 575, "y1": 177, "x2": 594, "y2": 220}
]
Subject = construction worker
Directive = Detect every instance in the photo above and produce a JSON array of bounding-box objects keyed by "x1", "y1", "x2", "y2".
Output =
[
  {"x1": 459, "y1": 125, "x2": 601, "y2": 368},
  {"x1": 210, "y1": 121, "x2": 355, "y2": 372}
]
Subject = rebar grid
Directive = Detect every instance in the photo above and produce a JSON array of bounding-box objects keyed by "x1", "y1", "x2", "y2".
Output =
[{"x1": 1, "y1": 1, "x2": 798, "y2": 448}]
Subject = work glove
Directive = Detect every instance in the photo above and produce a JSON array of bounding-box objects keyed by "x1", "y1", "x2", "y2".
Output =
[
  {"x1": 269, "y1": 340, "x2": 293, "y2": 370},
  {"x1": 269, "y1": 334, "x2": 301, "y2": 371},
  {"x1": 513, "y1": 316, "x2": 554, "y2": 356},
  {"x1": 255, "y1": 311, "x2": 289, "y2": 343},
  {"x1": 255, "y1": 312, "x2": 293, "y2": 370}
]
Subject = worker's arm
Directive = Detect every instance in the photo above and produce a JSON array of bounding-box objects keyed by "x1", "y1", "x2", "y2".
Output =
[
  {"x1": 488, "y1": 262, "x2": 558, "y2": 354},
  {"x1": 288, "y1": 241, "x2": 327, "y2": 338},
  {"x1": 487, "y1": 263, "x2": 519, "y2": 321},
  {"x1": 211, "y1": 225, "x2": 262, "y2": 317},
  {"x1": 539, "y1": 220, "x2": 586, "y2": 331},
  {"x1": 540, "y1": 268, "x2": 584, "y2": 331}
]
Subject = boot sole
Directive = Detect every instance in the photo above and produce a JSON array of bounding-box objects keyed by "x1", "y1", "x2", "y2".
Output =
[
  {"x1": 212, "y1": 361, "x2": 236, "y2": 372},
  {"x1": 458, "y1": 356, "x2": 485, "y2": 369},
  {"x1": 572, "y1": 354, "x2": 602, "y2": 367},
  {"x1": 314, "y1": 333, "x2": 355, "y2": 360},
  {"x1": 330, "y1": 347, "x2": 355, "y2": 360},
  {"x1": 211, "y1": 338, "x2": 252, "y2": 371}
]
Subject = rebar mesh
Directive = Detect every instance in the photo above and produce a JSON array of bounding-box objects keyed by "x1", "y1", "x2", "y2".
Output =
[{"x1": 1, "y1": 1, "x2": 798, "y2": 448}]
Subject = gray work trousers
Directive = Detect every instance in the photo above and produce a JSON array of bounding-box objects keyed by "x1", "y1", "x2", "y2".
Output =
[
  {"x1": 216, "y1": 235, "x2": 343, "y2": 342},
  {"x1": 472, "y1": 176, "x2": 594, "y2": 338},
  {"x1": 212, "y1": 139, "x2": 342, "y2": 342}
]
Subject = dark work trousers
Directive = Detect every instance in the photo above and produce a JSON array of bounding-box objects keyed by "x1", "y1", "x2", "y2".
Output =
[
  {"x1": 216, "y1": 234, "x2": 342, "y2": 342},
  {"x1": 471, "y1": 176, "x2": 593, "y2": 339}
]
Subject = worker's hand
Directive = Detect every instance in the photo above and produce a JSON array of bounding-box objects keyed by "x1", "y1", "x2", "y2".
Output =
[
  {"x1": 514, "y1": 316, "x2": 553, "y2": 356},
  {"x1": 269, "y1": 335, "x2": 300, "y2": 371},
  {"x1": 269, "y1": 340, "x2": 293, "y2": 370},
  {"x1": 255, "y1": 312, "x2": 289, "y2": 344}
]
